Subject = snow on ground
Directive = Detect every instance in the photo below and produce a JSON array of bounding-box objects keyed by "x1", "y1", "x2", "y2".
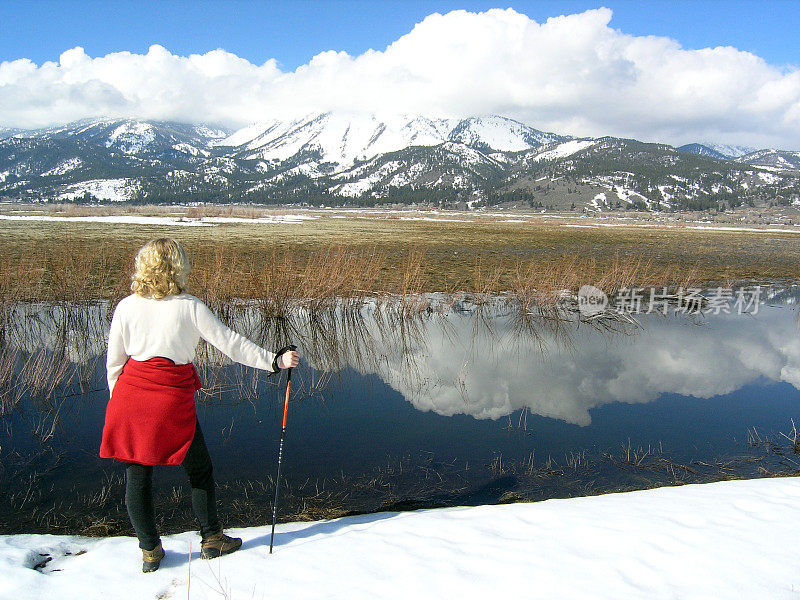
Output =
[
  {"x1": 203, "y1": 172, "x2": 228, "y2": 186},
  {"x1": 532, "y1": 139, "x2": 595, "y2": 162},
  {"x1": 758, "y1": 171, "x2": 781, "y2": 184},
  {"x1": 41, "y1": 158, "x2": 82, "y2": 177},
  {"x1": 558, "y1": 221, "x2": 800, "y2": 233},
  {"x1": 234, "y1": 113, "x2": 450, "y2": 167},
  {"x1": 441, "y1": 141, "x2": 498, "y2": 167},
  {"x1": 589, "y1": 192, "x2": 606, "y2": 211},
  {"x1": 705, "y1": 143, "x2": 756, "y2": 158},
  {"x1": 105, "y1": 122, "x2": 156, "y2": 154},
  {"x1": 2, "y1": 478, "x2": 800, "y2": 599},
  {"x1": 270, "y1": 163, "x2": 324, "y2": 181},
  {"x1": 614, "y1": 186, "x2": 652, "y2": 209},
  {"x1": 0, "y1": 214, "x2": 316, "y2": 227},
  {"x1": 398, "y1": 216, "x2": 472, "y2": 222},
  {"x1": 447, "y1": 116, "x2": 552, "y2": 152},
  {"x1": 202, "y1": 215, "x2": 316, "y2": 224},
  {"x1": 58, "y1": 179, "x2": 139, "y2": 203},
  {"x1": 166, "y1": 169, "x2": 193, "y2": 181},
  {"x1": 194, "y1": 126, "x2": 228, "y2": 140},
  {"x1": 172, "y1": 143, "x2": 207, "y2": 157},
  {"x1": 686, "y1": 225, "x2": 800, "y2": 234},
  {"x1": 222, "y1": 113, "x2": 549, "y2": 169},
  {"x1": 332, "y1": 161, "x2": 404, "y2": 197}
]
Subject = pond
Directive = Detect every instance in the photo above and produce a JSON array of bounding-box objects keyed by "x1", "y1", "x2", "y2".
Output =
[{"x1": 2, "y1": 287, "x2": 800, "y2": 536}]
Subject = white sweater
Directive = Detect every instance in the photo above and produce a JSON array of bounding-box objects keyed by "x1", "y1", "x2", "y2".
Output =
[{"x1": 106, "y1": 293, "x2": 277, "y2": 393}]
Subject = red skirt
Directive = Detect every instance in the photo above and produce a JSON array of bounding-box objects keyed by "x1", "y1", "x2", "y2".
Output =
[{"x1": 99, "y1": 357, "x2": 202, "y2": 466}]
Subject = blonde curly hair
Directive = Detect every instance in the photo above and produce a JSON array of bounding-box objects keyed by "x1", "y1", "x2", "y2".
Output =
[{"x1": 131, "y1": 238, "x2": 190, "y2": 299}]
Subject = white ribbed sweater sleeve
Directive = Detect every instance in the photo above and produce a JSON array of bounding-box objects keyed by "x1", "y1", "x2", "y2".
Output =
[
  {"x1": 190, "y1": 300, "x2": 277, "y2": 373},
  {"x1": 106, "y1": 306, "x2": 127, "y2": 395}
]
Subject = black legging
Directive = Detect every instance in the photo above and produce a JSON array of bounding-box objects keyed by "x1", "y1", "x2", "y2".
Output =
[{"x1": 124, "y1": 420, "x2": 220, "y2": 550}]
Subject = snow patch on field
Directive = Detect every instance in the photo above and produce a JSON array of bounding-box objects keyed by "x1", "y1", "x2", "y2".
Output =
[
  {"x1": 557, "y1": 221, "x2": 800, "y2": 234},
  {"x1": 0, "y1": 215, "x2": 212, "y2": 227},
  {"x1": 2, "y1": 479, "x2": 800, "y2": 600},
  {"x1": 687, "y1": 225, "x2": 800, "y2": 234},
  {"x1": 202, "y1": 215, "x2": 316, "y2": 224},
  {"x1": 0, "y1": 214, "x2": 316, "y2": 227},
  {"x1": 398, "y1": 216, "x2": 472, "y2": 222}
]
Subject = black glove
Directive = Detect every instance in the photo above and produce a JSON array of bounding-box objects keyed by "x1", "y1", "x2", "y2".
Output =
[{"x1": 272, "y1": 344, "x2": 297, "y2": 373}]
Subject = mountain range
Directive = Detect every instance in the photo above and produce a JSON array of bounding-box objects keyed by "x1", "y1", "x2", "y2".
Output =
[{"x1": 1, "y1": 113, "x2": 798, "y2": 212}]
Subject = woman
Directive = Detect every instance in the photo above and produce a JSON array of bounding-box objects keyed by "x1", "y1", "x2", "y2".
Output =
[{"x1": 99, "y1": 238, "x2": 299, "y2": 573}]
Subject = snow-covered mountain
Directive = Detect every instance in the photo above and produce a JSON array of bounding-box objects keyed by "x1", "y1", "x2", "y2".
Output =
[
  {"x1": 735, "y1": 149, "x2": 800, "y2": 172},
  {"x1": 217, "y1": 113, "x2": 563, "y2": 169},
  {"x1": 677, "y1": 144, "x2": 729, "y2": 160},
  {"x1": 703, "y1": 143, "x2": 756, "y2": 159},
  {"x1": 1, "y1": 114, "x2": 798, "y2": 211},
  {"x1": 21, "y1": 118, "x2": 230, "y2": 157},
  {"x1": 679, "y1": 143, "x2": 800, "y2": 174},
  {"x1": 0, "y1": 127, "x2": 24, "y2": 141},
  {"x1": 679, "y1": 142, "x2": 761, "y2": 161}
]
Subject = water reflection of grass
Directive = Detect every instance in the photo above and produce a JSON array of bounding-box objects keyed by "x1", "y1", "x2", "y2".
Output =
[
  {"x1": 5, "y1": 427, "x2": 800, "y2": 537},
  {"x1": 0, "y1": 218, "x2": 798, "y2": 305}
]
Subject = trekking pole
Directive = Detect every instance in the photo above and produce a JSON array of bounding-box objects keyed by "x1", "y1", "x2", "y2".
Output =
[{"x1": 270, "y1": 345, "x2": 297, "y2": 554}]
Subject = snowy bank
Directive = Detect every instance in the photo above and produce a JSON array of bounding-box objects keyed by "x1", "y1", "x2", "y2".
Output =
[{"x1": 2, "y1": 478, "x2": 799, "y2": 599}]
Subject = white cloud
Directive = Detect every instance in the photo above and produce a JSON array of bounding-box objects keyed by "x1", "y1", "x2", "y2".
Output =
[{"x1": 1, "y1": 7, "x2": 799, "y2": 148}]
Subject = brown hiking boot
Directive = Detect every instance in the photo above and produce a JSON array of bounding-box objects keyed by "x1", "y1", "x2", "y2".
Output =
[
  {"x1": 142, "y1": 542, "x2": 165, "y2": 573},
  {"x1": 200, "y1": 531, "x2": 242, "y2": 559}
]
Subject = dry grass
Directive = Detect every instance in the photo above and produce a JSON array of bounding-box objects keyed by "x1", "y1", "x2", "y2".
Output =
[
  {"x1": 510, "y1": 253, "x2": 698, "y2": 307},
  {"x1": 0, "y1": 214, "x2": 796, "y2": 308}
]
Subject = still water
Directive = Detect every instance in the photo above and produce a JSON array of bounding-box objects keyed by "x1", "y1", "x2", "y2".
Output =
[{"x1": 2, "y1": 289, "x2": 800, "y2": 534}]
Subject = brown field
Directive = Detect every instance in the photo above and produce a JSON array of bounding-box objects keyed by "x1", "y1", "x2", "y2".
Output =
[{"x1": 0, "y1": 208, "x2": 798, "y2": 305}]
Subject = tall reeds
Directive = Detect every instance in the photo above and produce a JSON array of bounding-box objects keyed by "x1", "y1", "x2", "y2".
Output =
[
  {"x1": 510, "y1": 253, "x2": 697, "y2": 309},
  {"x1": 0, "y1": 236, "x2": 701, "y2": 307}
]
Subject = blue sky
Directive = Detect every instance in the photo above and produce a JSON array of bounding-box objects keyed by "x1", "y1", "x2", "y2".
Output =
[
  {"x1": 2, "y1": 0, "x2": 798, "y2": 70},
  {"x1": 2, "y1": 1, "x2": 799, "y2": 148}
]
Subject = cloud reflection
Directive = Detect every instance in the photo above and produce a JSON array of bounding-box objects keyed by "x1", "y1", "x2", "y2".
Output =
[
  {"x1": 338, "y1": 305, "x2": 800, "y2": 426},
  {"x1": 5, "y1": 297, "x2": 799, "y2": 427}
]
